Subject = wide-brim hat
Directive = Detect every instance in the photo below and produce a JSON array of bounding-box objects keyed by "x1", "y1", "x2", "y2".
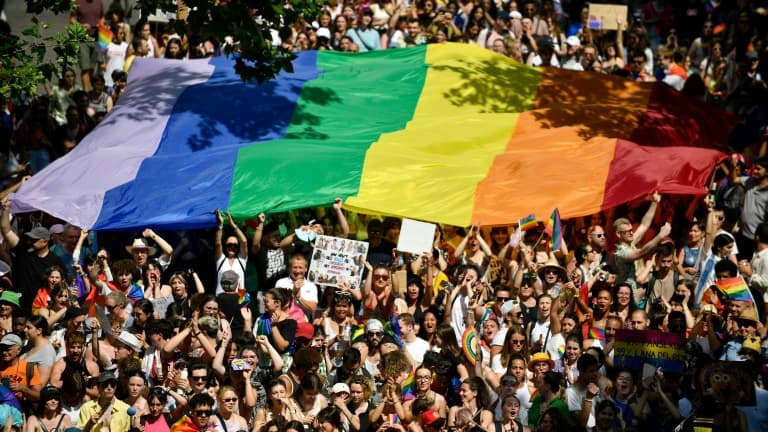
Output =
[
  {"x1": 528, "y1": 352, "x2": 555, "y2": 371},
  {"x1": 0, "y1": 290, "x2": 21, "y2": 308},
  {"x1": 537, "y1": 253, "x2": 567, "y2": 282},
  {"x1": 738, "y1": 307, "x2": 759, "y2": 324},
  {"x1": 125, "y1": 238, "x2": 156, "y2": 255}
]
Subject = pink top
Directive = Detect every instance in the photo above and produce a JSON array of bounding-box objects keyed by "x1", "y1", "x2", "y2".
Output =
[{"x1": 144, "y1": 415, "x2": 170, "y2": 432}]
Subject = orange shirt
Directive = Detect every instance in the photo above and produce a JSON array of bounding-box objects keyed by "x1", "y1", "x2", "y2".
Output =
[
  {"x1": 31, "y1": 287, "x2": 51, "y2": 315},
  {"x1": 0, "y1": 358, "x2": 41, "y2": 400}
]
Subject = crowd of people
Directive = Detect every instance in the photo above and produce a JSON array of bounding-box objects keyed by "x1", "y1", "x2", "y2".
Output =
[{"x1": 1, "y1": 1, "x2": 768, "y2": 432}]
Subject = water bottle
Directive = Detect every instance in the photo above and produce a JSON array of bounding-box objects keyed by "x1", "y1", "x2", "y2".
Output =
[{"x1": 343, "y1": 322, "x2": 351, "y2": 342}]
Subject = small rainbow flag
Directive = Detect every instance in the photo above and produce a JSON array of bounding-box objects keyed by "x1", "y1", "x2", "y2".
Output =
[
  {"x1": 588, "y1": 326, "x2": 605, "y2": 341},
  {"x1": 237, "y1": 286, "x2": 250, "y2": 307},
  {"x1": 385, "y1": 414, "x2": 400, "y2": 425},
  {"x1": 350, "y1": 323, "x2": 366, "y2": 342},
  {"x1": 716, "y1": 276, "x2": 753, "y2": 302},
  {"x1": 518, "y1": 214, "x2": 537, "y2": 231},
  {"x1": 544, "y1": 208, "x2": 562, "y2": 250},
  {"x1": 402, "y1": 368, "x2": 416, "y2": 401},
  {"x1": 97, "y1": 23, "x2": 113, "y2": 51}
]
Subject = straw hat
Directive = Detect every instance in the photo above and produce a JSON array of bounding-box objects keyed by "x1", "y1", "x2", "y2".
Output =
[
  {"x1": 125, "y1": 238, "x2": 156, "y2": 255},
  {"x1": 537, "y1": 253, "x2": 567, "y2": 282}
]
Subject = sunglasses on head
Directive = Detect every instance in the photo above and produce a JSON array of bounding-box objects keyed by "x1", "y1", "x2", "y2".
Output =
[{"x1": 335, "y1": 291, "x2": 352, "y2": 299}]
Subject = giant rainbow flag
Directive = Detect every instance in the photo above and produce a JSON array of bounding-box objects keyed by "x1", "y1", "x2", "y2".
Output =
[{"x1": 12, "y1": 44, "x2": 732, "y2": 230}]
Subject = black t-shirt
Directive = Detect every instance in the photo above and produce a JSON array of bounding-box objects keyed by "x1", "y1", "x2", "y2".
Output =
[
  {"x1": 254, "y1": 246, "x2": 286, "y2": 292},
  {"x1": 366, "y1": 238, "x2": 395, "y2": 267},
  {"x1": 217, "y1": 293, "x2": 245, "y2": 339},
  {"x1": 11, "y1": 245, "x2": 65, "y2": 310}
]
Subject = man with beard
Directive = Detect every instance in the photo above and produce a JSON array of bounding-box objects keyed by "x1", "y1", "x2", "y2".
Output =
[
  {"x1": 363, "y1": 319, "x2": 385, "y2": 380},
  {"x1": 587, "y1": 225, "x2": 609, "y2": 265},
  {"x1": 78, "y1": 371, "x2": 131, "y2": 432},
  {"x1": 1, "y1": 198, "x2": 65, "y2": 311},
  {"x1": 49, "y1": 331, "x2": 100, "y2": 397}
]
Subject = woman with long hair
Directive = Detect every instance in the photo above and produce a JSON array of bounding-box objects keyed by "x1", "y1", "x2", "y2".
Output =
[
  {"x1": 254, "y1": 380, "x2": 291, "y2": 431},
  {"x1": 214, "y1": 385, "x2": 249, "y2": 431},
  {"x1": 612, "y1": 282, "x2": 638, "y2": 327},
  {"x1": 417, "y1": 307, "x2": 440, "y2": 347},
  {"x1": 286, "y1": 373, "x2": 328, "y2": 426},
  {"x1": 447, "y1": 377, "x2": 493, "y2": 430},
  {"x1": 22, "y1": 316, "x2": 57, "y2": 386},
  {"x1": 123, "y1": 370, "x2": 149, "y2": 416},
  {"x1": 25, "y1": 385, "x2": 72, "y2": 432},
  {"x1": 553, "y1": 334, "x2": 581, "y2": 388},
  {"x1": 32, "y1": 266, "x2": 66, "y2": 316},
  {"x1": 492, "y1": 325, "x2": 529, "y2": 375},
  {"x1": 38, "y1": 283, "x2": 71, "y2": 327}
]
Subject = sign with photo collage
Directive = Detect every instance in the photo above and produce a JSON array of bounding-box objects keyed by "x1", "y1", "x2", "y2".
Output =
[{"x1": 308, "y1": 235, "x2": 369, "y2": 289}]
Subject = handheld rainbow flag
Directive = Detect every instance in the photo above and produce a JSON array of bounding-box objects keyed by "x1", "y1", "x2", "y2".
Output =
[
  {"x1": 237, "y1": 286, "x2": 250, "y2": 307},
  {"x1": 518, "y1": 214, "x2": 537, "y2": 231},
  {"x1": 401, "y1": 368, "x2": 416, "y2": 401},
  {"x1": 715, "y1": 276, "x2": 753, "y2": 302},
  {"x1": 588, "y1": 326, "x2": 606, "y2": 341},
  {"x1": 350, "y1": 324, "x2": 365, "y2": 342},
  {"x1": 97, "y1": 23, "x2": 113, "y2": 51},
  {"x1": 543, "y1": 209, "x2": 562, "y2": 250}
]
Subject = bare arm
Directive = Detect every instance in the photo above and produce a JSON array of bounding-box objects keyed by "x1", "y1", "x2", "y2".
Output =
[
  {"x1": 632, "y1": 193, "x2": 660, "y2": 242},
  {"x1": 143, "y1": 229, "x2": 173, "y2": 261},
  {"x1": 0, "y1": 197, "x2": 19, "y2": 249},
  {"x1": 251, "y1": 213, "x2": 266, "y2": 254},
  {"x1": 333, "y1": 198, "x2": 350, "y2": 238},
  {"x1": 214, "y1": 210, "x2": 224, "y2": 258}
]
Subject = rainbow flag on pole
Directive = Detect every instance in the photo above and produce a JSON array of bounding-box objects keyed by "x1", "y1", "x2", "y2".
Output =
[
  {"x1": 11, "y1": 44, "x2": 732, "y2": 230},
  {"x1": 97, "y1": 23, "x2": 113, "y2": 50},
  {"x1": 518, "y1": 214, "x2": 537, "y2": 231},
  {"x1": 401, "y1": 368, "x2": 416, "y2": 401},
  {"x1": 716, "y1": 276, "x2": 753, "y2": 302},
  {"x1": 543, "y1": 209, "x2": 562, "y2": 250}
]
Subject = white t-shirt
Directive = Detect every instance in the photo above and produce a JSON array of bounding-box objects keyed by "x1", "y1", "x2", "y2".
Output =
[
  {"x1": 566, "y1": 386, "x2": 601, "y2": 428},
  {"x1": 104, "y1": 41, "x2": 128, "y2": 87},
  {"x1": 404, "y1": 337, "x2": 430, "y2": 364},
  {"x1": 275, "y1": 277, "x2": 318, "y2": 304}
]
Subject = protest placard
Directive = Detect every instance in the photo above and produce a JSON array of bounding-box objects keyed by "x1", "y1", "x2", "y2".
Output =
[
  {"x1": 308, "y1": 235, "x2": 369, "y2": 288},
  {"x1": 587, "y1": 4, "x2": 628, "y2": 30},
  {"x1": 613, "y1": 329, "x2": 685, "y2": 373},
  {"x1": 397, "y1": 218, "x2": 436, "y2": 255}
]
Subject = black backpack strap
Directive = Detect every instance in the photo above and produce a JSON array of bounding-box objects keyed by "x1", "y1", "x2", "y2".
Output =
[{"x1": 216, "y1": 413, "x2": 228, "y2": 432}]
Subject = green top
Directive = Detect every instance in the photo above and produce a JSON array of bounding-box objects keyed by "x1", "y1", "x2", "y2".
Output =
[{"x1": 527, "y1": 393, "x2": 575, "y2": 429}]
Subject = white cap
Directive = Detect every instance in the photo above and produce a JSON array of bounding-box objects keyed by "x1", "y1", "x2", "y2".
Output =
[
  {"x1": 509, "y1": 11, "x2": 522, "y2": 20},
  {"x1": 365, "y1": 318, "x2": 384, "y2": 332},
  {"x1": 566, "y1": 36, "x2": 581, "y2": 47},
  {"x1": 317, "y1": 28, "x2": 331, "y2": 40},
  {"x1": 332, "y1": 383, "x2": 350, "y2": 394},
  {"x1": 116, "y1": 331, "x2": 142, "y2": 352}
]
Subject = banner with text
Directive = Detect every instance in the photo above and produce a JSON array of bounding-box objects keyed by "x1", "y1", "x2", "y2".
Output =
[
  {"x1": 613, "y1": 329, "x2": 686, "y2": 373},
  {"x1": 308, "y1": 235, "x2": 369, "y2": 289}
]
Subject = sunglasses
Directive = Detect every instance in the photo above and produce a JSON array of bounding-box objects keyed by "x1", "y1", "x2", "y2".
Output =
[
  {"x1": 222, "y1": 397, "x2": 238, "y2": 403},
  {"x1": 99, "y1": 380, "x2": 118, "y2": 388},
  {"x1": 335, "y1": 291, "x2": 352, "y2": 299},
  {"x1": 373, "y1": 274, "x2": 389, "y2": 281},
  {"x1": 194, "y1": 410, "x2": 213, "y2": 417},
  {"x1": 511, "y1": 339, "x2": 525, "y2": 345},
  {"x1": 105, "y1": 304, "x2": 118, "y2": 312},
  {"x1": 192, "y1": 376, "x2": 208, "y2": 382},
  {"x1": 367, "y1": 331, "x2": 383, "y2": 337},
  {"x1": 225, "y1": 243, "x2": 238, "y2": 247},
  {"x1": 496, "y1": 297, "x2": 509, "y2": 303}
]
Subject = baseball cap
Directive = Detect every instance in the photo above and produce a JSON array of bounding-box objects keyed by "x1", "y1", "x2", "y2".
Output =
[
  {"x1": 365, "y1": 319, "x2": 384, "y2": 332},
  {"x1": 97, "y1": 371, "x2": 118, "y2": 384},
  {"x1": 220, "y1": 270, "x2": 239, "y2": 290},
  {"x1": 566, "y1": 35, "x2": 581, "y2": 47},
  {"x1": 0, "y1": 333, "x2": 22, "y2": 347},
  {"x1": 317, "y1": 27, "x2": 331, "y2": 40},
  {"x1": 25, "y1": 227, "x2": 50, "y2": 240},
  {"x1": 331, "y1": 383, "x2": 350, "y2": 394},
  {"x1": 49, "y1": 224, "x2": 65, "y2": 235}
]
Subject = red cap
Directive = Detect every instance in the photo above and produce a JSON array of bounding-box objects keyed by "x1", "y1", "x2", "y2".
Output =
[
  {"x1": 421, "y1": 409, "x2": 442, "y2": 426},
  {"x1": 295, "y1": 322, "x2": 315, "y2": 340}
]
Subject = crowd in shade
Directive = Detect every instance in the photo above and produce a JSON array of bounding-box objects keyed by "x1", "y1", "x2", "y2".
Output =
[{"x1": 1, "y1": 0, "x2": 768, "y2": 432}]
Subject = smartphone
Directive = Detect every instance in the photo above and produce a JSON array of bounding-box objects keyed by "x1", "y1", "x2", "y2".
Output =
[{"x1": 230, "y1": 359, "x2": 249, "y2": 371}]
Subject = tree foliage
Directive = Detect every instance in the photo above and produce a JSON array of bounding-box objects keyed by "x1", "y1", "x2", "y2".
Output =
[{"x1": 0, "y1": 0, "x2": 322, "y2": 100}]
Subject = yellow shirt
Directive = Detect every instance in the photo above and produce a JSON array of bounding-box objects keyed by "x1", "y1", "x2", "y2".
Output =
[{"x1": 78, "y1": 398, "x2": 131, "y2": 432}]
